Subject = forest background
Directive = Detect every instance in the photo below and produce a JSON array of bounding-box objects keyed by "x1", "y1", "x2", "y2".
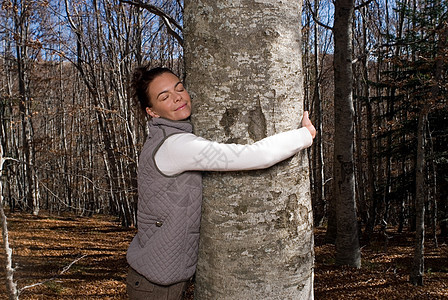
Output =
[{"x1": 0, "y1": 0, "x2": 447, "y2": 298}]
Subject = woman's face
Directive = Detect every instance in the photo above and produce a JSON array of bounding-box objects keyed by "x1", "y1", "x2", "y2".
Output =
[{"x1": 146, "y1": 72, "x2": 192, "y2": 121}]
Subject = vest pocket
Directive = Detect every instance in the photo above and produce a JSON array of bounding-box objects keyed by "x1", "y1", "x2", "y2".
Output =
[{"x1": 137, "y1": 214, "x2": 165, "y2": 248}]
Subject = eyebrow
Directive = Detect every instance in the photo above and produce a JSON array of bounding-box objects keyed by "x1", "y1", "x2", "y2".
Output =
[{"x1": 156, "y1": 81, "x2": 183, "y2": 100}]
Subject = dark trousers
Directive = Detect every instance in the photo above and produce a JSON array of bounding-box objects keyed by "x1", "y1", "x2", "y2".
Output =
[{"x1": 126, "y1": 267, "x2": 188, "y2": 300}]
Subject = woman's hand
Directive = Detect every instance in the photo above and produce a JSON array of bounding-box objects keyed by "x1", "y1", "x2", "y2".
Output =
[{"x1": 301, "y1": 111, "x2": 316, "y2": 139}]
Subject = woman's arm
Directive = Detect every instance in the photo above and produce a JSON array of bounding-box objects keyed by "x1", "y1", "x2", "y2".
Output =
[{"x1": 155, "y1": 127, "x2": 313, "y2": 176}]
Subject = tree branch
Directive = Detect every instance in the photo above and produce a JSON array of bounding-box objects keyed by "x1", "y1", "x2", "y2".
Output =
[
  {"x1": 19, "y1": 255, "x2": 88, "y2": 294},
  {"x1": 305, "y1": 0, "x2": 333, "y2": 31},
  {"x1": 120, "y1": 0, "x2": 183, "y2": 46}
]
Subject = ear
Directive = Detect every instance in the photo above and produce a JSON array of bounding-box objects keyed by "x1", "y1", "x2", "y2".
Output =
[{"x1": 146, "y1": 107, "x2": 160, "y2": 118}]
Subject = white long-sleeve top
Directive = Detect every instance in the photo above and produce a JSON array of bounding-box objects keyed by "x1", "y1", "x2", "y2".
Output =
[{"x1": 155, "y1": 127, "x2": 313, "y2": 176}]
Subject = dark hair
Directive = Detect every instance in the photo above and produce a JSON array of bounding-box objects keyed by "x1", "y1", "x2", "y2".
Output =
[{"x1": 131, "y1": 66, "x2": 176, "y2": 111}]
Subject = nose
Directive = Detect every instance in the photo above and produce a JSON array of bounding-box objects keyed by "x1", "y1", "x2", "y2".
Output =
[{"x1": 173, "y1": 92, "x2": 182, "y2": 102}]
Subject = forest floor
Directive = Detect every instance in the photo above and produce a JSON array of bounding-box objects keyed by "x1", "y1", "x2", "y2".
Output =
[{"x1": 0, "y1": 211, "x2": 447, "y2": 299}]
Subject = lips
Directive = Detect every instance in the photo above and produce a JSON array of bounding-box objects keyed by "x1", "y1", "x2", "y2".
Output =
[{"x1": 175, "y1": 103, "x2": 187, "y2": 111}]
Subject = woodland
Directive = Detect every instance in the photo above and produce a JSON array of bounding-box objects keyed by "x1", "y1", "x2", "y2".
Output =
[{"x1": 0, "y1": 0, "x2": 447, "y2": 299}]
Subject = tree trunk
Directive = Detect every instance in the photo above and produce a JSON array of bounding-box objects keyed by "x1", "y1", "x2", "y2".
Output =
[
  {"x1": 427, "y1": 121, "x2": 438, "y2": 248},
  {"x1": 184, "y1": 0, "x2": 314, "y2": 298},
  {"x1": 410, "y1": 106, "x2": 428, "y2": 286},
  {"x1": 13, "y1": 0, "x2": 39, "y2": 214},
  {"x1": 0, "y1": 144, "x2": 19, "y2": 300},
  {"x1": 311, "y1": 0, "x2": 325, "y2": 227},
  {"x1": 355, "y1": 6, "x2": 369, "y2": 230},
  {"x1": 333, "y1": 0, "x2": 361, "y2": 267}
]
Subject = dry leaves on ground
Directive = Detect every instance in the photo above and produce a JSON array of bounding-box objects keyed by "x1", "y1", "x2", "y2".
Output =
[{"x1": 0, "y1": 212, "x2": 447, "y2": 299}]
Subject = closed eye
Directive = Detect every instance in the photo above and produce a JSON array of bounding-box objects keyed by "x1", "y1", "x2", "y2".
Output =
[
  {"x1": 157, "y1": 92, "x2": 169, "y2": 101},
  {"x1": 175, "y1": 82, "x2": 185, "y2": 92}
]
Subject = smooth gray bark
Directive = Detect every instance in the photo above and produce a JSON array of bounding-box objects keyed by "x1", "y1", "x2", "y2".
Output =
[{"x1": 184, "y1": 1, "x2": 314, "y2": 299}]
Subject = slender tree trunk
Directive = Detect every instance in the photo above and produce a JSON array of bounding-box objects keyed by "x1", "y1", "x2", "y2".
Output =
[
  {"x1": 0, "y1": 144, "x2": 19, "y2": 300},
  {"x1": 333, "y1": 0, "x2": 361, "y2": 267},
  {"x1": 364, "y1": 94, "x2": 376, "y2": 238},
  {"x1": 410, "y1": 105, "x2": 429, "y2": 286},
  {"x1": 382, "y1": 89, "x2": 394, "y2": 229},
  {"x1": 427, "y1": 121, "x2": 438, "y2": 248},
  {"x1": 13, "y1": 0, "x2": 39, "y2": 215},
  {"x1": 354, "y1": 7, "x2": 369, "y2": 233},
  {"x1": 311, "y1": 1, "x2": 325, "y2": 227},
  {"x1": 184, "y1": 0, "x2": 314, "y2": 298}
]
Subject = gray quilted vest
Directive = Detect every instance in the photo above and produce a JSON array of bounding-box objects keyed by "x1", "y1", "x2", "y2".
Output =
[{"x1": 126, "y1": 117, "x2": 203, "y2": 285}]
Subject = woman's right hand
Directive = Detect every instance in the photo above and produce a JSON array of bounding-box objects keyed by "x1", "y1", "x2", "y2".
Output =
[{"x1": 301, "y1": 111, "x2": 316, "y2": 139}]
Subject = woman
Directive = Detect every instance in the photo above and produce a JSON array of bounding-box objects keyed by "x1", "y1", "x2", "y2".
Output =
[{"x1": 126, "y1": 66, "x2": 316, "y2": 300}]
